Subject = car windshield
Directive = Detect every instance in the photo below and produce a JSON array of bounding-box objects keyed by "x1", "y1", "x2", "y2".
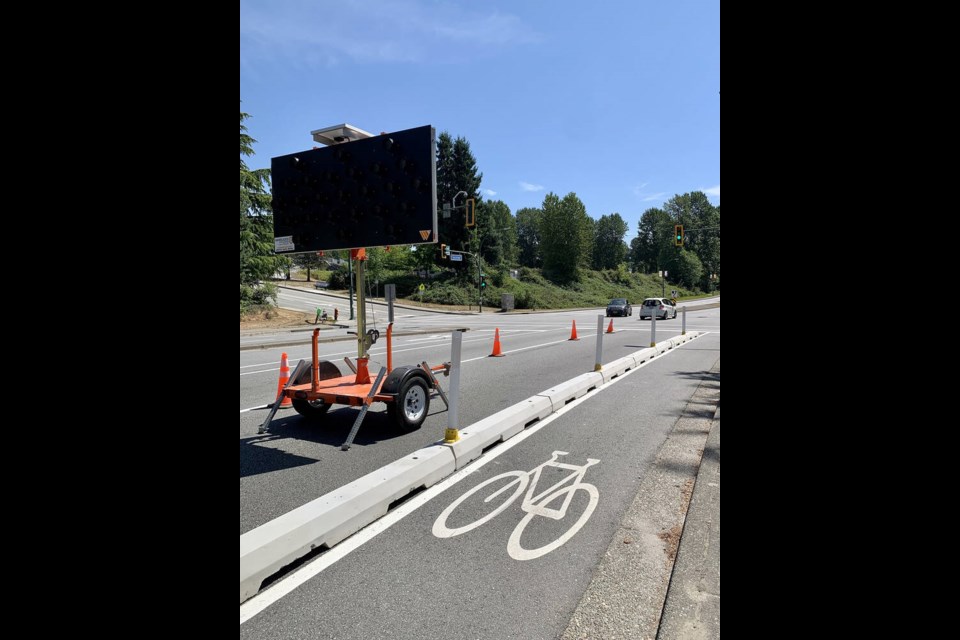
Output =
[
  {"x1": 643, "y1": 299, "x2": 658, "y2": 306},
  {"x1": 610, "y1": 299, "x2": 626, "y2": 305}
]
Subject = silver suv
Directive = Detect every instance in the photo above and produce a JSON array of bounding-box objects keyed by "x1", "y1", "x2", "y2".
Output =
[{"x1": 639, "y1": 297, "x2": 676, "y2": 320}]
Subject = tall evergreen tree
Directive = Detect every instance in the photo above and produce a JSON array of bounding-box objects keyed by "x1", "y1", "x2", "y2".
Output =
[
  {"x1": 240, "y1": 109, "x2": 287, "y2": 306},
  {"x1": 436, "y1": 132, "x2": 482, "y2": 266}
]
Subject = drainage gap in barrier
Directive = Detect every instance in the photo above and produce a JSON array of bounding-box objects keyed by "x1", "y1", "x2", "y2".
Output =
[
  {"x1": 565, "y1": 397, "x2": 576, "y2": 405},
  {"x1": 587, "y1": 386, "x2": 597, "y2": 392},
  {"x1": 482, "y1": 439, "x2": 504, "y2": 454},
  {"x1": 524, "y1": 417, "x2": 540, "y2": 428},
  {"x1": 259, "y1": 542, "x2": 330, "y2": 591},
  {"x1": 388, "y1": 485, "x2": 426, "y2": 512}
]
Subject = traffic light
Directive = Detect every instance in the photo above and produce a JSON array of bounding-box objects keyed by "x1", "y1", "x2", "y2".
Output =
[
  {"x1": 480, "y1": 273, "x2": 487, "y2": 288},
  {"x1": 465, "y1": 198, "x2": 476, "y2": 227},
  {"x1": 674, "y1": 224, "x2": 684, "y2": 247},
  {"x1": 439, "y1": 243, "x2": 447, "y2": 259},
  {"x1": 445, "y1": 245, "x2": 451, "y2": 258}
]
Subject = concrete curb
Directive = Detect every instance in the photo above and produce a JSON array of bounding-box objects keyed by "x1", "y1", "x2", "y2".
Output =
[{"x1": 239, "y1": 332, "x2": 703, "y2": 603}]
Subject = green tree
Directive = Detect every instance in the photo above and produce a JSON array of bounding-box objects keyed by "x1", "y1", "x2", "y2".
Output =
[
  {"x1": 515, "y1": 207, "x2": 543, "y2": 268},
  {"x1": 663, "y1": 192, "x2": 720, "y2": 290},
  {"x1": 383, "y1": 244, "x2": 417, "y2": 273},
  {"x1": 629, "y1": 207, "x2": 673, "y2": 273},
  {"x1": 436, "y1": 132, "x2": 483, "y2": 267},
  {"x1": 292, "y1": 252, "x2": 324, "y2": 281},
  {"x1": 240, "y1": 109, "x2": 287, "y2": 308},
  {"x1": 476, "y1": 199, "x2": 518, "y2": 268},
  {"x1": 592, "y1": 213, "x2": 629, "y2": 269},
  {"x1": 666, "y1": 249, "x2": 704, "y2": 289},
  {"x1": 540, "y1": 192, "x2": 593, "y2": 283}
]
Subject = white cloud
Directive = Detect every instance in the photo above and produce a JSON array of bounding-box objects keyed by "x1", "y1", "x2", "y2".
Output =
[
  {"x1": 631, "y1": 183, "x2": 649, "y2": 197},
  {"x1": 484, "y1": 189, "x2": 497, "y2": 196},
  {"x1": 642, "y1": 192, "x2": 667, "y2": 202},
  {"x1": 703, "y1": 185, "x2": 720, "y2": 197},
  {"x1": 240, "y1": 1, "x2": 541, "y2": 66},
  {"x1": 520, "y1": 181, "x2": 544, "y2": 192}
]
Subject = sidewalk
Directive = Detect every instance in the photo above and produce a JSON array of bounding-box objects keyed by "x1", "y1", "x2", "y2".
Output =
[
  {"x1": 562, "y1": 361, "x2": 720, "y2": 640},
  {"x1": 657, "y1": 409, "x2": 720, "y2": 639}
]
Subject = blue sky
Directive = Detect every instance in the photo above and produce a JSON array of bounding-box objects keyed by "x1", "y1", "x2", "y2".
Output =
[{"x1": 240, "y1": 0, "x2": 719, "y2": 237}]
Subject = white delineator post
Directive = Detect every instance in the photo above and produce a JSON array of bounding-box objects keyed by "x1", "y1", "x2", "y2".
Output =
[
  {"x1": 650, "y1": 309, "x2": 657, "y2": 347},
  {"x1": 594, "y1": 315, "x2": 604, "y2": 372},
  {"x1": 444, "y1": 330, "x2": 464, "y2": 443}
]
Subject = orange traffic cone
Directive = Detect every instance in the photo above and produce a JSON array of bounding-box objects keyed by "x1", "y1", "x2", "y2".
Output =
[
  {"x1": 489, "y1": 328, "x2": 505, "y2": 357},
  {"x1": 274, "y1": 352, "x2": 293, "y2": 409},
  {"x1": 569, "y1": 320, "x2": 580, "y2": 341},
  {"x1": 606, "y1": 319, "x2": 614, "y2": 333}
]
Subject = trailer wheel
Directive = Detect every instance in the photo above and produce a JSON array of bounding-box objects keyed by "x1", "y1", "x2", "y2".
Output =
[
  {"x1": 389, "y1": 377, "x2": 430, "y2": 431},
  {"x1": 292, "y1": 398, "x2": 330, "y2": 419},
  {"x1": 291, "y1": 361, "x2": 341, "y2": 420}
]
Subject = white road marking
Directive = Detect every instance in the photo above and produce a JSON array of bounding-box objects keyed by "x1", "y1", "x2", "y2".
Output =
[
  {"x1": 239, "y1": 333, "x2": 704, "y2": 624},
  {"x1": 240, "y1": 405, "x2": 267, "y2": 414},
  {"x1": 239, "y1": 329, "x2": 698, "y2": 376}
]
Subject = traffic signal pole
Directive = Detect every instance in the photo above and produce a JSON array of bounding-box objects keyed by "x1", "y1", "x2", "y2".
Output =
[{"x1": 448, "y1": 249, "x2": 480, "y2": 312}]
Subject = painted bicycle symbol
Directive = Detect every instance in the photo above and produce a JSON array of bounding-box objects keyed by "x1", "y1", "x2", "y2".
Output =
[{"x1": 432, "y1": 451, "x2": 600, "y2": 560}]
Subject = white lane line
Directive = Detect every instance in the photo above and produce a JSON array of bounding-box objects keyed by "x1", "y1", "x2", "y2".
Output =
[
  {"x1": 238, "y1": 329, "x2": 697, "y2": 376},
  {"x1": 240, "y1": 405, "x2": 268, "y2": 414},
  {"x1": 239, "y1": 333, "x2": 704, "y2": 623}
]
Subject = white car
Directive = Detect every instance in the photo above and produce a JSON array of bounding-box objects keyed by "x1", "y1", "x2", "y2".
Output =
[{"x1": 639, "y1": 297, "x2": 676, "y2": 320}]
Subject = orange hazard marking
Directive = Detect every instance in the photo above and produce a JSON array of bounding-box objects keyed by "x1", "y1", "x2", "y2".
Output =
[{"x1": 419, "y1": 230, "x2": 431, "y2": 240}]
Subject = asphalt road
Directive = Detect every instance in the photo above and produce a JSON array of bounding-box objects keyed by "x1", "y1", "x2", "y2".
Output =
[
  {"x1": 240, "y1": 329, "x2": 720, "y2": 639},
  {"x1": 240, "y1": 303, "x2": 719, "y2": 535}
]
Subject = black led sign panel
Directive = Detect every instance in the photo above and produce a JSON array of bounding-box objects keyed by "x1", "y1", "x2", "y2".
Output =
[{"x1": 271, "y1": 125, "x2": 437, "y2": 254}]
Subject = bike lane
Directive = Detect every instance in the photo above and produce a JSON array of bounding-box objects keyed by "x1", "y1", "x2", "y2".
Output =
[{"x1": 240, "y1": 332, "x2": 720, "y2": 640}]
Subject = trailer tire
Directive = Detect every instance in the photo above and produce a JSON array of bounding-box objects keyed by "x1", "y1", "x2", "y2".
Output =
[
  {"x1": 291, "y1": 360, "x2": 341, "y2": 420},
  {"x1": 292, "y1": 398, "x2": 331, "y2": 419},
  {"x1": 388, "y1": 376, "x2": 430, "y2": 431}
]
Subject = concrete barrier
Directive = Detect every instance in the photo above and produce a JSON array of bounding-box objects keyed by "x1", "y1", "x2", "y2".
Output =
[
  {"x1": 632, "y1": 347, "x2": 659, "y2": 364},
  {"x1": 240, "y1": 444, "x2": 455, "y2": 603},
  {"x1": 536, "y1": 372, "x2": 604, "y2": 412},
  {"x1": 446, "y1": 395, "x2": 553, "y2": 469},
  {"x1": 599, "y1": 355, "x2": 636, "y2": 383}
]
